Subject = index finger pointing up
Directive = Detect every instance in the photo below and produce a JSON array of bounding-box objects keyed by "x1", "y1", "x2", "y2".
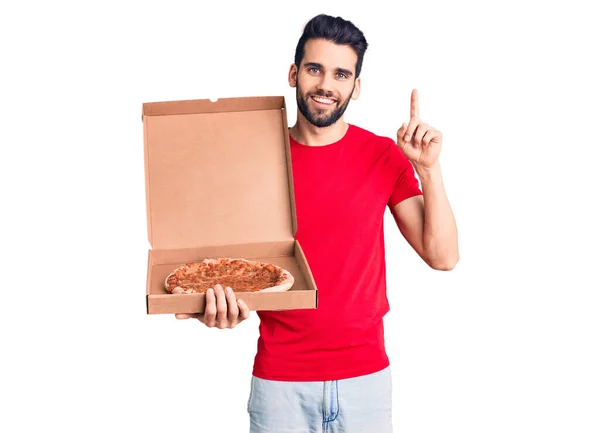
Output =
[{"x1": 410, "y1": 88, "x2": 419, "y2": 118}]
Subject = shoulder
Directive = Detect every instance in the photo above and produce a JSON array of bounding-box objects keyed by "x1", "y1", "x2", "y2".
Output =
[
  {"x1": 348, "y1": 124, "x2": 407, "y2": 162},
  {"x1": 349, "y1": 124, "x2": 416, "y2": 180},
  {"x1": 347, "y1": 124, "x2": 396, "y2": 152}
]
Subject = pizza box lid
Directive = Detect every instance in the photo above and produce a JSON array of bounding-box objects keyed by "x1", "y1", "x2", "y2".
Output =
[{"x1": 142, "y1": 96, "x2": 297, "y2": 250}]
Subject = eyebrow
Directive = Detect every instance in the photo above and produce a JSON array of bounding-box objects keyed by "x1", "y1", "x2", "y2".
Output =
[{"x1": 304, "y1": 62, "x2": 354, "y2": 77}]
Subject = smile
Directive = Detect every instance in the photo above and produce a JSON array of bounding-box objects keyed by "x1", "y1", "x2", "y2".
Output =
[{"x1": 310, "y1": 95, "x2": 336, "y2": 106}]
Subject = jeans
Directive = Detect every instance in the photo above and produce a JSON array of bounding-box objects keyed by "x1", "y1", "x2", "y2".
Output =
[{"x1": 247, "y1": 366, "x2": 393, "y2": 433}]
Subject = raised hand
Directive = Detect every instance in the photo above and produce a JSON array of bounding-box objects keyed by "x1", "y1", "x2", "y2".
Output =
[{"x1": 397, "y1": 89, "x2": 442, "y2": 169}]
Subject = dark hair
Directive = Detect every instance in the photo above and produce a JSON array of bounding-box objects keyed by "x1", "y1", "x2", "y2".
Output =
[{"x1": 294, "y1": 14, "x2": 368, "y2": 78}]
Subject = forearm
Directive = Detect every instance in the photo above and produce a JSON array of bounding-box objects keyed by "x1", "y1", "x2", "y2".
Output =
[{"x1": 415, "y1": 162, "x2": 459, "y2": 270}]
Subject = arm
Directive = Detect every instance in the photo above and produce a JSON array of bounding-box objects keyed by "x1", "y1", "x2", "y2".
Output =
[
  {"x1": 391, "y1": 89, "x2": 459, "y2": 270},
  {"x1": 390, "y1": 162, "x2": 458, "y2": 270}
]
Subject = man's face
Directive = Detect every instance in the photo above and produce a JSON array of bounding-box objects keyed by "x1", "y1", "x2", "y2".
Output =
[{"x1": 290, "y1": 38, "x2": 361, "y2": 128}]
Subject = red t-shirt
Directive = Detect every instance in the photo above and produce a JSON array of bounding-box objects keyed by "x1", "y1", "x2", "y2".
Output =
[{"x1": 252, "y1": 124, "x2": 422, "y2": 381}]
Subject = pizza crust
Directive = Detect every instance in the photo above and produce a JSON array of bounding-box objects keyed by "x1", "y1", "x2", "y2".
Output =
[{"x1": 164, "y1": 257, "x2": 294, "y2": 294}]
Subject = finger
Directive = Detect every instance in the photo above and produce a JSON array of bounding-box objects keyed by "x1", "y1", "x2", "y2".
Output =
[
  {"x1": 204, "y1": 288, "x2": 217, "y2": 327},
  {"x1": 175, "y1": 313, "x2": 200, "y2": 320},
  {"x1": 397, "y1": 123, "x2": 408, "y2": 147},
  {"x1": 413, "y1": 123, "x2": 430, "y2": 146},
  {"x1": 237, "y1": 299, "x2": 250, "y2": 321},
  {"x1": 225, "y1": 286, "x2": 240, "y2": 325},
  {"x1": 397, "y1": 123, "x2": 407, "y2": 138},
  {"x1": 214, "y1": 284, "x2": 228, "y2": 329},
  {"x1": 422, "y1": 129, "x2": 440, "y2": 147},
  {"x1": 410, "y1": 89, "x2": 419, "y2": 119},
  {"x1": 403, "y1": 117, "x2": 421, "y2": 145}
]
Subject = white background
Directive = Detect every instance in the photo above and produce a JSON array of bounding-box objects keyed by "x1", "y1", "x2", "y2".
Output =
[{"x1": 1, "y1": 0, "x2": 599, "y2": 432}]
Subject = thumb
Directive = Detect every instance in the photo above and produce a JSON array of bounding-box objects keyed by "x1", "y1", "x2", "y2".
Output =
[
  {"x1": 397, "y1": 123, "x2": 408, "y2": 146},
  {"x1": 175, "y1": 313, "x2": 200, "y2": 320}
]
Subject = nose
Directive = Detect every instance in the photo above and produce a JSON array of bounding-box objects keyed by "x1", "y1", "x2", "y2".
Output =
[{"x1": 316, "y1": 73, "x2": 335, "y2": 94}]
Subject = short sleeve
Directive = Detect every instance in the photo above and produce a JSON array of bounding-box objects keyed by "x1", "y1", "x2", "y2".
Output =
[{"x1": 386, "y1": 141, "x2": 423, "y2": 208}]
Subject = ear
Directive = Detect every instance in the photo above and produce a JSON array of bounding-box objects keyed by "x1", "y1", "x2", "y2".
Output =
[
  {"x1": 288, "y1": 64, "x2": 298, "y2": 88},
  {"x1": 351, "y1": 77, "x2": 361, "y2": 100}
]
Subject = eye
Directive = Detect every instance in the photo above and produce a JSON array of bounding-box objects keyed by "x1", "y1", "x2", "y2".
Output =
[
  {"x1": 308, "y1": 67, "x2": 320, "y2": 74},
  {"x1": 337, "y1": 72, "x2": 348, "y2": 79}
]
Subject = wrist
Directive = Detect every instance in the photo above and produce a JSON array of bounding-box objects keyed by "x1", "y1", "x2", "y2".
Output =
[{"x1": 414, "y1": 161, "x2": 441, "y2": 180}]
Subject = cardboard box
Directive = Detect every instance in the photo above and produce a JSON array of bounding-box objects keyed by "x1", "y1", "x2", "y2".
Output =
[{"x1": 142, "y1": 96, "x2": 318, "y2": 314}]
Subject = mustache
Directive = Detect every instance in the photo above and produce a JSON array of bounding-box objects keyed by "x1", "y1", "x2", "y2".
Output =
[{"x1": 308, "y1": 90, "x2": 336, "y2": 100}]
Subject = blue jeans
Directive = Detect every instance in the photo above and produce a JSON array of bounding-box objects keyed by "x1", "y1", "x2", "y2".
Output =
[{"x1": 247, "y1": 366, "x2": 393, "y2": 433}]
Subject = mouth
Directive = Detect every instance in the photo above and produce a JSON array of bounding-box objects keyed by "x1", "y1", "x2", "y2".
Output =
[{"x1": 310, "y1": 95, "x2": 337, "y2": 108}]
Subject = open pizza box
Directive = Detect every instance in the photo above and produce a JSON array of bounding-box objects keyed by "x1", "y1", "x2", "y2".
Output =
[{"x1": 142, "y1": 96, "x2": 319, "y2": 314}]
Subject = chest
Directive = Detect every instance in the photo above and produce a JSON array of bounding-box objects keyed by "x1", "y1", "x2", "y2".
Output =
[{"x1": 290, "y1": 146, "x2": 390, "y2": 232}]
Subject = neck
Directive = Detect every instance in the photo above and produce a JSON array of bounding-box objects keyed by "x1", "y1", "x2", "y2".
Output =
[{"x1": 289, "y1": 112, "x2": 349, "y2": 147}]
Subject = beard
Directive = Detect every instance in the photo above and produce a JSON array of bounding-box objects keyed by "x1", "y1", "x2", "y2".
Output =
[{"x1": 296, "y1": 85, "x2": 353, "y2": 128}]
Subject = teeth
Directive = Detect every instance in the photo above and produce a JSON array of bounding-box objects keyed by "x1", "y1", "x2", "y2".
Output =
[{"x1": 312, "y1": 96, "x2": 335, "y2": 105}]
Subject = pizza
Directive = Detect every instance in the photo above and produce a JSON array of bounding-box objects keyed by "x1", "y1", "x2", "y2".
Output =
[{"x1": 164, "y1": 258, "x2": 294, "y2": 294}]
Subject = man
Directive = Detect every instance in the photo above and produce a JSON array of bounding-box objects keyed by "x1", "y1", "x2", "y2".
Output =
[{"x1": 177, "y1": 13, "x2": 459, "y2": 433}]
